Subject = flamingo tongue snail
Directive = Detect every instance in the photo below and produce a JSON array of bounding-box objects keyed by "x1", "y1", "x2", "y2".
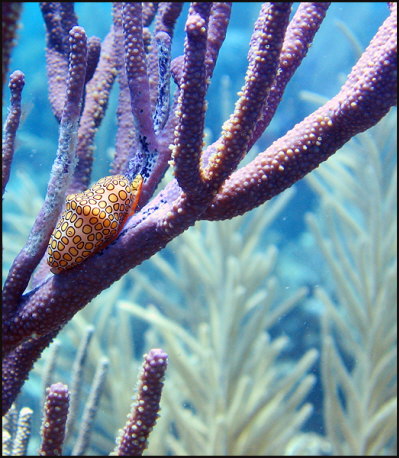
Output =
[{"x1": 47, "y1": 174, "x2": 143, "y2": 274}]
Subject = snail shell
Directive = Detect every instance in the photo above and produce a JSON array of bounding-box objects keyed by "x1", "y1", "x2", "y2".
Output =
[{"x1": 47, "y1": 174, "x2": 143, "y2": 274}]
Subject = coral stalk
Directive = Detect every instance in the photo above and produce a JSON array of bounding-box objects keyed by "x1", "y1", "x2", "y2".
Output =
[
  {"x1": 113, "y1": 349, "x2": 168, "y2": 456},
  {"x1": 39, "y1": 383, "x2": 70, "y2": 456},
  {"x1": 2, "y1": 70, "x2": 25, "y2": 195}
]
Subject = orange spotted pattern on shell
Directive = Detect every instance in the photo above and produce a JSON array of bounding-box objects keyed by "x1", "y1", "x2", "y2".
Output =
[{"x1": 47, "y1": 174, "x2": 143, "y2": 274}]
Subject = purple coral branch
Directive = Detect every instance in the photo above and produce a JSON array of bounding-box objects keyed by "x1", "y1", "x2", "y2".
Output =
[
  {"x1": 2, "y1": 3, "x2": 22, "y2": 86},
  {"x1": 40, "y1": 2, "x2": 78, "y2": 121},
  {"x1": 142, "y1": 2, "x2": 158, "y2": 28},
  {"x1": 113, "y1": 349, "x2": 168, "y2": 456},
  {"x1": 84, "y1": 35, "x2": 101, "y2": 84},
  {"x1": 70, "y1": 30, "x2": 116, "y2": 194},
  {"x1": 111, "y1": 2, "x2": 137, "y2": 176},
  {"x1": 2, "y1": 70, "x2": 25, "y2": 195},
  {"x1": 154, "y1": 2, "x2": 183, "y2": 37},
  {"x1": 204, "y1": 2, "x2": 232, "y2": 80},
  {"x1": 39, "y1": 382, "x2": 69, "y2": 456},
  {"x1": 204, "y1": 3, "x2": 292, "y2": 192},
  {"x1": 249, "y1": 2, "x2": 331, "y2": 149},
  {"x1": 172, "y1": 2, "x2": 212, "y2": 197},
  {"x1": 3, "y1": 329, "x2": 60, "y2": 415},
  {"x1": 203, "y1": 4, "x2": 397, "y2": 220},
  {"x1": 122, "y1": 2, "x2": 158, "y2": 176}
]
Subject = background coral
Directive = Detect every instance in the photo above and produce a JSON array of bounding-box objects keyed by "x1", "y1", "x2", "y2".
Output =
[{"x1": 307, "y1": 108, "x2": 397, "y2": 456}]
